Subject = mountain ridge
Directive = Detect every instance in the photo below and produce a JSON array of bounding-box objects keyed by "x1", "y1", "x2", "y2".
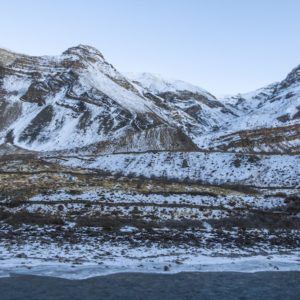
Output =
[{"x1": 0, "y1": 45, "x2": 299, "y2": 155}]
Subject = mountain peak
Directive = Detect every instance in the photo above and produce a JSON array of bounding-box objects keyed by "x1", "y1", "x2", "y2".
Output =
[
  {"x1": 284, "y1": 64, "x2": 300, "y2": 85},
  {"x1": 62, "y1": 44, "x2": 104, "y2": 60}
]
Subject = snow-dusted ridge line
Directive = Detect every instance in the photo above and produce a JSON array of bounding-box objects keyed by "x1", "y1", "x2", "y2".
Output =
[{"x1": 125, "y1": 72, "x2": 215, "y2": 98}]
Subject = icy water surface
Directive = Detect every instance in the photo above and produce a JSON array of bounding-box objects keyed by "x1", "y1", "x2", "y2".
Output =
[{"x1": 1, "y1": 272, "x2": 300, "y2": 300}]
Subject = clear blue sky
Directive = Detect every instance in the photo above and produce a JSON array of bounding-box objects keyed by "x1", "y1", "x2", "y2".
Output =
[{"x1": 1, "y1": 0, "x2": 300, "y2": 96}]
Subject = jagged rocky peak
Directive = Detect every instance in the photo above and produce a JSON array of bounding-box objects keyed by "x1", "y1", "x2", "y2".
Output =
[
  {"x1": 61, "y1": 44, "x2": 108, "y2": 70},
  {"x1": 63, "y1": 44, "x2": 105, "y2": 59},
  {"x1": 278, "y1": 64, "x2": 300, "y2": 89},
  {"x1": 60, "y1": 45, "x2": 141, "y2": 98}
]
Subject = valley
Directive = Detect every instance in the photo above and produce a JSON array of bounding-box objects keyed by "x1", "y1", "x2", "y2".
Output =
[{"x1": 0, "y1": 45, "x2": 299, "y2": 275}]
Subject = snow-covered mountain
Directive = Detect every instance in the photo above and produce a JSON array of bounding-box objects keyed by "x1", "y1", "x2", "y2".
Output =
[
  {"x1": 196, "y1": 65, "x2": 300, "y2": 153},
  {"x1": 0, "y1": 45, "x2": 162, "y2": 152},
  {"x1": 0, "y1": 45, "x2": 299, "y2": 154},
  {"x1": 127, "y1": 69, "x2": 300, "y2": 154},
  {"x1": 0, "y1": 45, "x2": 232, "y2": 154},
  {"x1": 1, "y1": 46, "x2": 299, "y2": 274},
  {"x1": 222, "y1": 65, "x2": 300, "y2": 129}
]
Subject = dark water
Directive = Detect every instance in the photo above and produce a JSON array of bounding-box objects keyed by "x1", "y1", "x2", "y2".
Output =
[{"x1": 1, "y1": 272, "x2": 300, "y2": 300}]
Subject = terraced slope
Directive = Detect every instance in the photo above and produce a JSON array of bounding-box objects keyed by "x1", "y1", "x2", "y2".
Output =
[{"x1": 0, "y1": 153, "x2": 299, "y2": 271}]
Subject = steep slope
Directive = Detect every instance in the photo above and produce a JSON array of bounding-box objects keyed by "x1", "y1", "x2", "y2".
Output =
[
  {"x1": 222, "y1": 66, "x2": 300, "y2": 129},
  {"x1": 0, "y1": 46, "x2": 200, "y2": 153},
  {"x1": 195, "y1": 66, "x2": 300, "y2": 153}
]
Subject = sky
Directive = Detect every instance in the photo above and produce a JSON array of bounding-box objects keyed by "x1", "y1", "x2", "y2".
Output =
[{"x1": 0, "y1": 0, "x2": 300, "y2": 97}]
